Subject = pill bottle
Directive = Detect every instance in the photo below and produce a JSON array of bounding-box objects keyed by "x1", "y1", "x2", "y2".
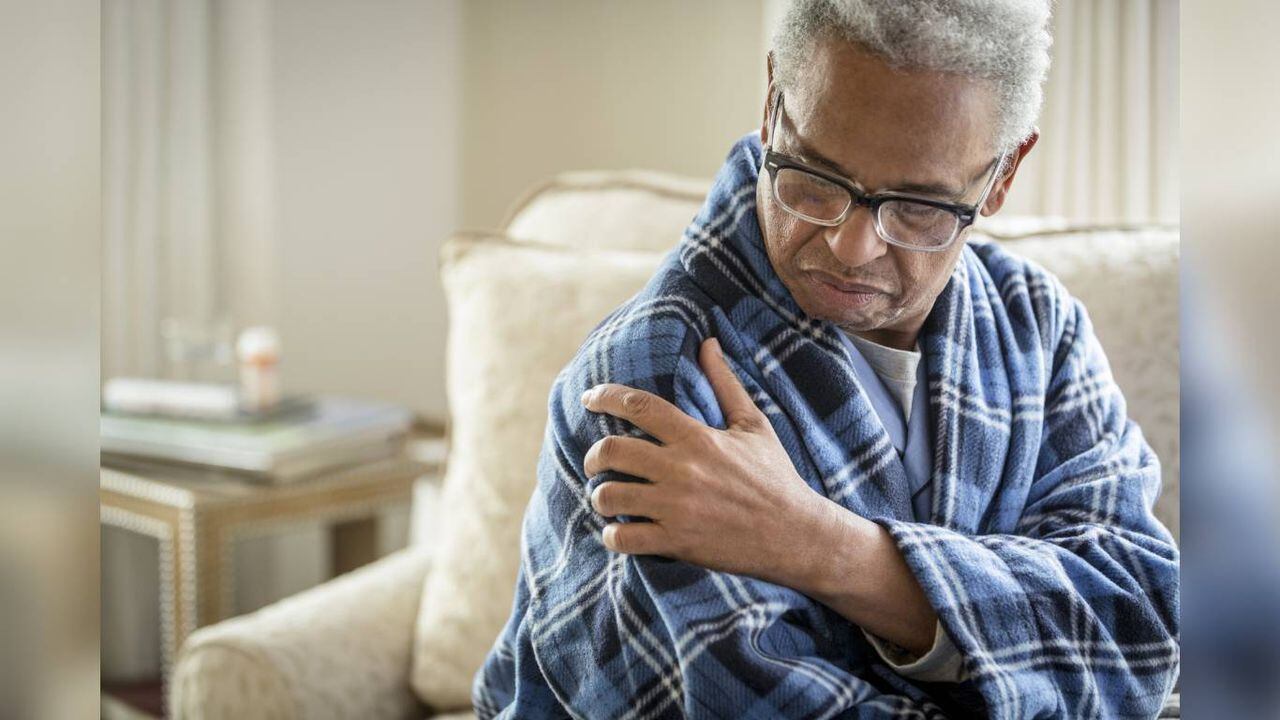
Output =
[{"x1": 236, "y1": 326, "x2": 281, "y2": 414}]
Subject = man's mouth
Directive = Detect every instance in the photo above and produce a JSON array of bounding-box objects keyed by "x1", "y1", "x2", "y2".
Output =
[{"x1": 804, "y1": 270, "x2": 889, "y2": 306}]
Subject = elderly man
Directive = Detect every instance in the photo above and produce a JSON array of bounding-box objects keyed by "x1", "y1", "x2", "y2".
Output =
[{"x1": 474, "y1": 1, "x2": 1179, "y2": 718}]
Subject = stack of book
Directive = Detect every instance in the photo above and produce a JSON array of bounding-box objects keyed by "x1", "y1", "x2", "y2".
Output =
[{"x1": 101, "y1": 389, "x2": 415, "y2": 483}]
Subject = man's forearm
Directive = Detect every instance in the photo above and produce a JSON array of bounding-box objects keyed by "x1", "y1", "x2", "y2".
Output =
[{"x1": 790, "y1": 495, "x2": 938, "y2": 656}]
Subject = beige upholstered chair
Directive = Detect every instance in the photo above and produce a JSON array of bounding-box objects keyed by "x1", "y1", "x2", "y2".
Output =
[{"x1": 170, "y1": 171, "x2": 1179, "y2": 719}]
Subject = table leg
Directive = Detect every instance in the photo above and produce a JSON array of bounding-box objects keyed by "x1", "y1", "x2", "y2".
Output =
[{"x1": 331, "y1": 516, "x2": 379, "y2": 576}]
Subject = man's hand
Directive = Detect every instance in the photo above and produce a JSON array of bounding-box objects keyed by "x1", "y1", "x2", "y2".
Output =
[
  {"x1": 582, "y1": 336, "x2": 939, "y2": 655},
  {"x1": 581, "y1": 337, "x2": 827, "y2": 588}
]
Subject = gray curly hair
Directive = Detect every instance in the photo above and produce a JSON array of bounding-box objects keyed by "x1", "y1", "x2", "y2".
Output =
[{"x1": 771, "y1": 0, "x2": 1053, "y2": 154}]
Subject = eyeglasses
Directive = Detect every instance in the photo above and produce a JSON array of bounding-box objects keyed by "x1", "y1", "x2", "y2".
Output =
[{"x1": 761, "y1": 92, "x2": 1006, "y2": 252}]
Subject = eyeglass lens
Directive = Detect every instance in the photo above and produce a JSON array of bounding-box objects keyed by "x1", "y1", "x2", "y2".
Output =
[{"x1": 772, "y1": 167, "x2": 960, "y2": 248}]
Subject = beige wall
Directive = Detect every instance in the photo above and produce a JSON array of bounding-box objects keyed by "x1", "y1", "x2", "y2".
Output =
[
  {"x1": 459, "y1": 0, "x2": 767, "y2": 229},
  {"x1": 272, "y1": 0, "x2": 460, "y2": 422},
  {"x1": 272, "y1": 0, "x2": 768, "y2": 422}
]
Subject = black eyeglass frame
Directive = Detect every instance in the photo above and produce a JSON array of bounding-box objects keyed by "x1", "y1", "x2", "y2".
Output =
[{"x1": 761, "y1": 91, "x2": 1007, "y2": 253}]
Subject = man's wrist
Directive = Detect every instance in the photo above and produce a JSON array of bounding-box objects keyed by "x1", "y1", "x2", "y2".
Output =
[
  {"x1": 793, "y1": 499, "x2": 937, "y2": 656},
  {"x1": 786, "y1": 495, "x2": 872, "y2": 606}
]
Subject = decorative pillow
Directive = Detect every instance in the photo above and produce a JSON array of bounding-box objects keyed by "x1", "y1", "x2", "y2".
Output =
[{"x1": 411, "y1": 232, "x2": 667, "y2": 711}]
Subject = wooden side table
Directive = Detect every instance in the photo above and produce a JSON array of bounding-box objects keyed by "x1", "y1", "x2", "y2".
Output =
[{"x1": 100, "y1": 441, "x2": 443, "y2": 680}]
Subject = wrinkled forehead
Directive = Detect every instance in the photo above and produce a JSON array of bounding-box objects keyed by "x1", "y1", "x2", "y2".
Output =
[{"x1": 781, "y1": 39, "x2": 1000, "y2": 199}]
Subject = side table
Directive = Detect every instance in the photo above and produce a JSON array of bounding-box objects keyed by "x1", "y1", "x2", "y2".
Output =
[{"x1": 100, "y1": 441, "x2": 443, "y2": 681}]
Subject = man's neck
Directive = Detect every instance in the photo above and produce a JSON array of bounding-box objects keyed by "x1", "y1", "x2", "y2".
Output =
[{"x1": 847, "y1": 327, "x2": 920, "y2": 352}]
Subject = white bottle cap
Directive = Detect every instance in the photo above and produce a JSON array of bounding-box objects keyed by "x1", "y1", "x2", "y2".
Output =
[{"x1": 236, "y1": 326, "x2": 281, "y2": 363}]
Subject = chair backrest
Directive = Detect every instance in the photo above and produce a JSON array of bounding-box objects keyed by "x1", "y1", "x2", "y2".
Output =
[{"x1": 502, "y1": 169, "x2": 710, "y2": 252}]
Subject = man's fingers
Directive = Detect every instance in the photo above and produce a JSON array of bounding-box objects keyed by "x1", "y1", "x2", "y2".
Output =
[
  {"x1": 581, "y1": 384, "x2": 701, "y2": 445},
  {"x1": 699, "y1": 337, "x2": 764, "y2": 431},
  {"x1": 583, "y1": 435, "x2": 664, "y2": 481},
  {"x1": 602, "y1": 520, "x2": 671, "y2": 557},
  {"x1": 590, "y1": 480, "x2": 662, "y2": 519}
]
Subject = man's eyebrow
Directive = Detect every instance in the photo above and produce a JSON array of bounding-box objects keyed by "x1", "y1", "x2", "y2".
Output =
[{"x1": 793, "y1": 139, "x2": 985, "y2": 203}]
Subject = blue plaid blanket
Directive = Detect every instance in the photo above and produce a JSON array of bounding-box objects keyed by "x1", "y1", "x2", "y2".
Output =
[{"x1": 473, "y1": 133, "x2": 1180, "y2": 719}]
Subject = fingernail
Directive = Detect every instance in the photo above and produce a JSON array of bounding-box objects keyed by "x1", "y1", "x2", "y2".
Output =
[
  {"x1": 580, "y1": 388, "x2": 594, "y2": 406},
  {"x1": 710, "y1": 337, "x2": 723, "y2": 357}
]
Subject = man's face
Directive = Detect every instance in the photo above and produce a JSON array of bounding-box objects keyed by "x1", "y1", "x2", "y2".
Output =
[{"x1": 758, "y1": 39, "x2": 1008, "y2": 349}]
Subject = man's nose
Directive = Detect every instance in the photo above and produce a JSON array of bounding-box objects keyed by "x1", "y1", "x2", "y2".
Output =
[{"x1": 823, "y1": 205, "x2": 888, "y2": 268}]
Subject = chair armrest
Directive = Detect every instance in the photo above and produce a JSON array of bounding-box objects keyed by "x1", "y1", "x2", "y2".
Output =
[{"x1": 170, "y1": 547, "x2": 432, "y2": 720}]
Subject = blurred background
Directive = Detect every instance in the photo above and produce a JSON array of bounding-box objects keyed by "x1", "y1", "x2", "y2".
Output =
[
  {"x1": 14, "y1": 0, "x2": 1280, "y2": 718},
  {"x1": 100, "y1": 0, "x2": 1179, "y2": 420}
]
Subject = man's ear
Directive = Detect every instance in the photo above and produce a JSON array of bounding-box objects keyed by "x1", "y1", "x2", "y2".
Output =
[
  {"x1": 762, "y1": 53, "x2": 777, "y2": 147},
  {"x1": 982, "y1": 129, "x2": 1039, "y2": 216}
]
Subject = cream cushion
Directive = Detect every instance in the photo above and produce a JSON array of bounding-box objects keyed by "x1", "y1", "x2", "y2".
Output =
[
  {"x1": 410, "y1": 232, "x2": 667, "y2": 710},
  {"x1": 502, "y1": 169, "x2": 709, "y2": 252}
]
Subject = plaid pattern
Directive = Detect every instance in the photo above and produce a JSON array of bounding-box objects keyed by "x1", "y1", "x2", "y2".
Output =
[{"x1": 472, "y1": 134, "x2": 1180, "y2": 719}]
